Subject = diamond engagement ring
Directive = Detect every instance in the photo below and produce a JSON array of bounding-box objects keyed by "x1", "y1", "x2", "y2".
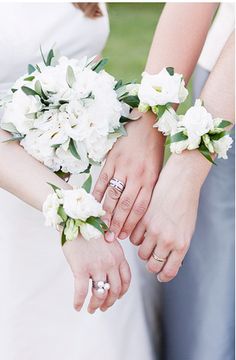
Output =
[
  {"x1": 152, "y1": 252, "x2": 167, "y2": 263},
  {"x1": 109, "y1": 178, "x2": 125, "y2": 193},
  {"x1": 92, "y1": 280, "x2": 110, "y2": 294}
]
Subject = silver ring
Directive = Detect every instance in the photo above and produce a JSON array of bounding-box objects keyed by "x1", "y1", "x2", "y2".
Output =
[
  {"x1": 109, "y1": 178, "x2": 125, "y2": 193},
  {"x1": 152, "y1": 252, "x2": 167, "y2": 263},
  {"x1": 92, "y1": 280, "x2": 110, "y2": 294}
]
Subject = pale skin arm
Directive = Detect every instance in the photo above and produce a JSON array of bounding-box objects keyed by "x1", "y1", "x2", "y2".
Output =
[
  {"x1": 95, "y1": 3, "x2": 218, "y2": 243},
  {"x1": 133, "y1": 31, "x2": 235, "y2": 282},
  {"x1": 0, "y1": 130, "x2": 131, "y2": 312}
]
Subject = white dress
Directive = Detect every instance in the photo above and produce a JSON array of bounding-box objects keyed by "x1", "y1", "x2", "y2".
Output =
[{"x1": 0, "y1": 4, "x2": 160, "y2": 360}]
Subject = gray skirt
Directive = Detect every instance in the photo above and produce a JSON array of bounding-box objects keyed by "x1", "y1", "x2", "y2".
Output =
[{"x1": 161, "y1": 66, "x2": 235, "y2": 360}]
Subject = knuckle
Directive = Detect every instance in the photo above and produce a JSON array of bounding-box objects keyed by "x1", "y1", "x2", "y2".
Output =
[
  {"x1": 111, "y1": 218, "x2": 121, "y2": 231},
  {"x1": 133, "y1": 201, "x2": 147, "y2": 216},
  {"x1": 138, "y1": 248, "x2": 149, "y2": 260},
  {"x1": 176, "y1": 240, "x2": 188, "y2": 253},
  {"x1": 119, "y1": 197, "x2": 132, "y2": 211},
  {"x1": 108, "y1": 187, "x2": 120, "y2": 200},
  {"x1": 147, "y1": 262, "x2": 158, "y2": 273},
  {"x1": 99, "y1": 172, "x2": 109, "y2": 185},
  {"x1": 149, "y1": 226, "x2": 160, "y2": 239},
  {"x1": 105, "y1": 256, "x2": 116, "y2": 269},
  {"x1": 93, "y1": 189, "x2": 103, "y2": 199},
  {"x1": 162, "y1": 236, "x2": 174, "y2": 249}
]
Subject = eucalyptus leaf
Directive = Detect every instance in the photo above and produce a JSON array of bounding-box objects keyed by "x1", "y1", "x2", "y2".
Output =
[
  {"x1": 81, "y1": 164, "x2": 92, "y2": 174},
  {"x1": 114, "y1": 80, "x2": 123, "y2": 90},
  {"x1": 82, "y1": 174, "x2": 92, "y2": 193},
  {"x1": 66, "y1": 65, "x2": 76, "y2": 88},
  {"x1": 11, "y1": 88, "x2": 17, "y2": 93},
  {"x1": 0, "y1": 122, "x2": 18, "y2": 133},
  {"x1": 91, "y1": 58, "x2": 108, "y2": 73},
  {"x1": 21, "y1": 86, "x2": 38, "y2": 97},
  {"x1": 34, "y1": 80, "x2": 48, "y2": 99},
  {"x1": 46, "y1": 49, "x2": 54, "y2": 66},
  {"x1": 40, "y1": 45, "x2": 47, "y2": 65},
  {"x1": 2, "y1": 134, "x2": 25, "y2": 143},
  {"x1": 157, "y1": 105, "x2": 167, "y2": 119},
  {"x1": 69, "y1": 139, "x2": 81, "y2": 160},
  {"x1": 28, "y1": 64, "x2": 36, "y2": 75}
]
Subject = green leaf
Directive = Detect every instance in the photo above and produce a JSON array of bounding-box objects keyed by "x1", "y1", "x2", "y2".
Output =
[
  {"x1": 61, "y1": 226, "x2": 67, "y2": 246},
  {"x1": 2, "y1": 134, "x2": 25, "y2": 143},
  {"x1": 40, "y1": 45, "x2": 47, "y2": 65},
  {"x1": 81, "y1": 164, "x2": 92, "y2": 174},
  {"x1": 166, "y1": 131, "x2": 188, "y2": 145},
  {"x1": 57, "y1": 206, "x2": 68, "y2": 222},
  {"x1": 91, "y1": 58, "x2": 108, "y2": 73},
  {"x1": 24, "y1": 75, "x2": 35, "y2": 82},
  {"x1": 166, "y1": 67, "x2": 174, "y2": 76},
  {"x1": 34, "y1": 80, "x2": 47, "y2": 99},
  {"x1": 157, "y1": 105, "x2": 167, "y2": 119},
  {"x1": 11, "y1": 88, "x2": 17, "y2": 93},
  {"x1": 0, "y1": 122, "x2": 18, "y2": 133},
  {"x1": 21, "y1": 86, "x2": 38, "y2": 97},
  {"x1": 94, "y1": 217, "x2": 108, "y2": 231},
  {"x1": 86, "y1": 216, "x2": 104, "y2": 235},
  {"x1": 210, "y1": 131, "x2": 228, "y2": 141},
  {"x1": 199, "y1": 142, "x2": 216, "y2": 165},
  {"x1": 217, "y1": 120, "x2": 232, "y2": 129},
  {"x1": 122, "y1": 95, "x2": 140, "y2": 108},
  {"x1": 28, "y1": 64, "x2": 36, "y2": 75},
  {"x1": 82, "y1": 174, "x2": 92, "y2": 193},
  {"x1": 66, "y1": 65, "x2": 76, "y2": 88},
  {"x1": 69, "y1": 139, "x2": 81, "y2": 160},
  {"x1": 114, "y1": 80, "x2": 123, "y2": 90},
  {"x1": 47, "y1": 182, "x2": 61, "y2": 192},
  {"x1": 46, "y1": 49, "x2": 54, "y2": 66},
  {"x1": 35, "y1": 64, "x2": 41, "y2": 73}
]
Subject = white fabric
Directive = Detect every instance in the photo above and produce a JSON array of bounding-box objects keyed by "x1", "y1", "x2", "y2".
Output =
[
  {"x1": 0, "y1": 4, "x2": 159, "y2": 359},
  {"x1": 198, "y1": 3, "x2": 235, "y2": 72}
]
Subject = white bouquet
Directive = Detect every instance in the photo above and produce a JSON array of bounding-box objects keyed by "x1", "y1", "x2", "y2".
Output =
[
  {"x1": 43, "y1": 175, "x2": 107, "y2": 245},
  {"x1": 156, "y1": 99, "x2": 233, "y2": 162},
  {"x1": 0, "y1": 48, "x2": 140, "y2": 177}
]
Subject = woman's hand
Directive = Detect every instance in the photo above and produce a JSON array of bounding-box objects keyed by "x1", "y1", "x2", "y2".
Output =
[
  {"x1": 131, "y1": 150, "x2": 211, "y2": 282},
  {"x1": 93, "y1": 111, "x2": 164, "y2": 242},
  {"x1": 62, "y1": 235, "x2": 131, "y2": 313},
  {"x1": 73, "y1": 3, "x2": 103, "y2": 18}
]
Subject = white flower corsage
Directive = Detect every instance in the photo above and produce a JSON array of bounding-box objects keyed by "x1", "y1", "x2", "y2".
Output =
[
  {"x1": 138, "y1": 67, "x2": 188, "y2": 115},
  {"x1": 155, "y1": 99, "x2": 233, "y2": 163},
  {"x1": 43, "y1": 175, "x2": 107, "y2": 245}
]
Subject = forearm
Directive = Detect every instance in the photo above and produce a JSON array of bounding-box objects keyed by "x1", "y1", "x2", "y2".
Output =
[
  {"x1": 145, "y1": 3, "x2": 218, "y2": 81},
  {"x1": 0, "y1": 129, "x2": 71, "y2": 211}
]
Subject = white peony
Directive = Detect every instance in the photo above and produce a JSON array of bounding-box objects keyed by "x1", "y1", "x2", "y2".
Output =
[
  {"x1": 62, "y1": 188, "x2": 105, "y2": 221},
  {"x1": 80, "y1": 223, "x2": 101, "y2": 241},
  {"x1": 56, "y1": 140, "x2": 89, "y2": 174},
  {"x1": 42, "y1": 192, "x2": 62, "y2": 227},
  {"x1": 213, "y1": 135, "x2": 233, "y2": 159},
  {"x1": 85, "y1": 132, "x2": 119, "y2": 163},
  {"x1": 154, "y1": 107, "x2": 178, "y2": 136},
  {"x1": 138, "y1": 68, "x2": 188, "y2": 106}
]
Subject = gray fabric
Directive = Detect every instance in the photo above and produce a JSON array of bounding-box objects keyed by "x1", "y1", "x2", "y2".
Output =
[{"x1": 161, "y1": 65, "x2": 235, "y2": 360}]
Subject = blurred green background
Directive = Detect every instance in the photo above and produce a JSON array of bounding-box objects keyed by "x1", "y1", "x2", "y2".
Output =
[{"x1": 103, "y1": 2, "x2": 192, "y2": 113}]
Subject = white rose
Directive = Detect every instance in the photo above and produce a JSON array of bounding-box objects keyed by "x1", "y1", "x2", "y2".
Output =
[
  {"x1": 180, "y1": 99, "x2": 214, "y2": 139},
  {"x1": 1, "y1": 90, "x2": 42, "y2": 134},
  {"x1": 213, "y1": 135, "x2": 233, "y2": 159},
  {"x1": 62, "y1": 188, "x2": 105, "y2": 221},
  {"x1": 138, "y1": 69, "x2": 188, "y2": 106},
  {"x1": 80, "y1": 223, "x2": 101, "y2": 241},
  {"x1": 154, "y1": 107, "x2": 178, "y2": 136},
  {"x1": 42, "y1": 193, "x2": 61, "y2": 227},
  {"x1": 170, "y1": 139, "x2": 189, "y2": 154}
]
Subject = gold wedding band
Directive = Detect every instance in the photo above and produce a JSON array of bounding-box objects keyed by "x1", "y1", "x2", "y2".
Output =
[{"x1": 152, "y1": 252, "x2": 167, "y2": 263}]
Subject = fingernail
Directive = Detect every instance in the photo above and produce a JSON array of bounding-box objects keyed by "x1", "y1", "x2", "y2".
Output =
[
  {"x1": 105, "y1": 231, "x2": 115, "y2": 242},
  {"x1": 100, "y1": 307, "x2": 106, "y2": 312},
  {"x1": 103, "y1": 218, "x2": 110, "y2": 227},
  {"x1": 157, "y1": 275, "x2": 162, "y2": 282},
  {"x1": 118, "y1": 232, "x2": 127, "y2": 240}
]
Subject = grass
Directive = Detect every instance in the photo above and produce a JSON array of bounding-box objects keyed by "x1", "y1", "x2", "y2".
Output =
[{"x1": 103, "y1": 2, "x2": 192, "y2": 113}]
